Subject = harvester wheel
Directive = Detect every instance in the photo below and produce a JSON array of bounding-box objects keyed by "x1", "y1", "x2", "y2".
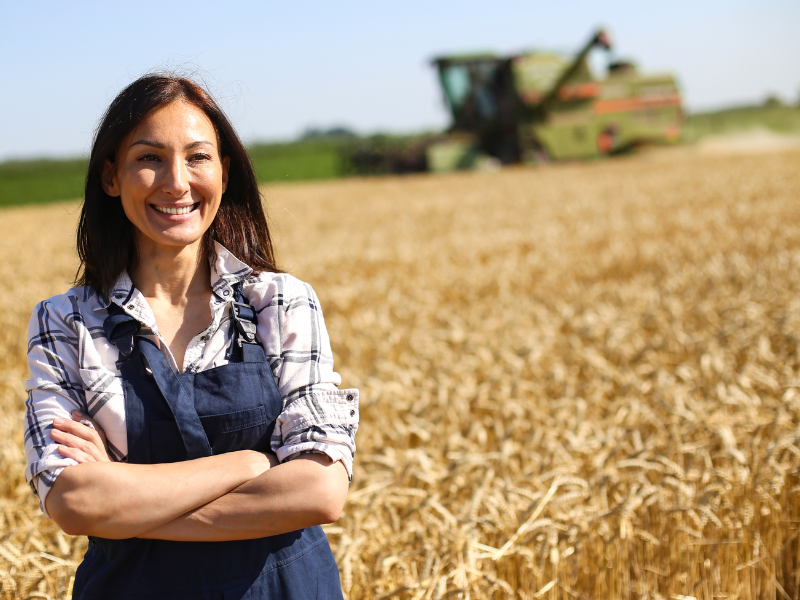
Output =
[
  {"x1": 528, "y1": 140, "x2": 550, "y2": 165},
  {"x1": 597, "y1": 130, "x2": 614, "y2": 154}
]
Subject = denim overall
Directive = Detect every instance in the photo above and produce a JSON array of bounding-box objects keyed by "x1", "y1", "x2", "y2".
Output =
[{"x1": 72, "y1": 285, "x2": 344, "y2": 600}]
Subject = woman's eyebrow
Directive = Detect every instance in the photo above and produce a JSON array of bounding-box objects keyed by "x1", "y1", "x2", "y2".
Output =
[
  {"x1": 130, "y1": 139, "x2": 165, "y2": 149},
  {"x1": 185, "y1": 140, "x2": 215, "y2": 149},
  {"x1": 129, "y1": 140, "x2": 215, "y2": 149}
]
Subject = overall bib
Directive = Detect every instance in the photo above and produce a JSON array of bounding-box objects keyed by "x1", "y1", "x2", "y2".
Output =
[{"x1": 72, "y1": 286, "x2": 344, "y2": 600}]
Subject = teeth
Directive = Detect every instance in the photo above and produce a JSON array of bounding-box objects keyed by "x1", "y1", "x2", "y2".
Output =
[{"x1": 154, "y1": 205, "x2": 194, "y2": 215}]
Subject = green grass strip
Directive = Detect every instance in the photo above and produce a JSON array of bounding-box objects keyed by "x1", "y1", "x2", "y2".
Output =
[
  {"x1": 0, "y1": 158, "x2": 88, "y2": 208},
  {"x1": 682, "y1": 104, "x2": 800, "y2": 142}
]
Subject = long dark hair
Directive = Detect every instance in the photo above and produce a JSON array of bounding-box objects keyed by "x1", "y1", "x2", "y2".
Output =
[{"x1": 76, "y1": 74, "x2": 279, "y2": 299}]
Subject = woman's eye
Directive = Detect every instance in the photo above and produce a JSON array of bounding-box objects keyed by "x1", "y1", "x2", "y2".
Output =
[
  {"x1": 189, "y1": 153, "x2": 213, "y2": 163},
  {"x1": 137, "y1": 154, "x2": 160, "y2": 163}
]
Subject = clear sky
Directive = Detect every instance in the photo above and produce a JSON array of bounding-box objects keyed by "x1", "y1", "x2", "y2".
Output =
[{"x1": 2, "y1": 0, "x2": 798, "y2": 160}]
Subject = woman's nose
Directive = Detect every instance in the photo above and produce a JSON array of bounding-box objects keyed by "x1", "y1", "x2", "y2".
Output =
[{"x1": 162, "y1": 158, "x2": 190, "y2": 196}]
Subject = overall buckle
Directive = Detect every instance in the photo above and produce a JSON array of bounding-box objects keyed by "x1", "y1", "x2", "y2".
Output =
[{"x1": 231, "y1": 301, "x2": 258, "y2": 344}]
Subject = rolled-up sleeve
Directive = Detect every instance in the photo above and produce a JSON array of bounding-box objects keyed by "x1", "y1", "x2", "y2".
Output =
[
  {"x1": 274, "y1": 387, "x2": 359, "y2": 477},
  {"x1": 24, "y1": 297, "x2": 84, "y2": 515},
  {"x1": 266, "y1": 278, "x2": 359, "y2": 478}
]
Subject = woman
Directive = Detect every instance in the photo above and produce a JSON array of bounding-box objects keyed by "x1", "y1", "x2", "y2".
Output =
[{"x1": 24, "y1": 74, "x2": 358, "y2": 599}]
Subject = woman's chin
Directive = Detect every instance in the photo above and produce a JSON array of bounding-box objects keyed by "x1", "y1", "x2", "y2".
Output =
[{"x1": 134, "y1": 227, "x2": 207, "y2": 255}]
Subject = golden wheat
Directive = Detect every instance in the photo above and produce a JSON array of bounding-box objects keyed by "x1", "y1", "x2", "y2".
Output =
[{"x1": 1, "y1": 148, "x2": 799, "y2": 599}]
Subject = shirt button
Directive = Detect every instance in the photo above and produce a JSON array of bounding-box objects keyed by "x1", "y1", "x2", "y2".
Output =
[
  {"x1": 127, "y1": 304, "x2": 135, "y2": 310},
  {"x1": 347, "y1": 394, "x2": 354, "y2": 401},
  {"x1": 222, "y1": 290, "x2": 230, "y2": 296},
  {"x1": 350, "y1": 410, "x2": 355, "y2": 416}
]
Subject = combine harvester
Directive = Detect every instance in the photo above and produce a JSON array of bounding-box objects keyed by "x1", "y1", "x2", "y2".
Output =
[{"x1": 344, "y1": 29, "x2": 683, "y2": 174}]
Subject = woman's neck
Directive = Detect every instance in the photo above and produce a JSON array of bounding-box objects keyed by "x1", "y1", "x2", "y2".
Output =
[{"x1": 129, "y1": 239, "x2": 211, "y2": 306}]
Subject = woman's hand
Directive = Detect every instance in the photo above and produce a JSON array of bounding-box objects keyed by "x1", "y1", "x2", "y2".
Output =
[{"x1": 51, "y1": 411, "x2": 111, "y2": 463}]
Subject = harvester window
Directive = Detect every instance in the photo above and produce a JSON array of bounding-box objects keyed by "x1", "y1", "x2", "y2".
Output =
[
  {"x1": 471, "y1": 63, "x2": 500, "y2": 120},
  {"x1": 474, "y1": 85, "x2": 496, "y2": 120},
  {"x1": 441, "y1": 65, "x2": 471, "y2": 111}
]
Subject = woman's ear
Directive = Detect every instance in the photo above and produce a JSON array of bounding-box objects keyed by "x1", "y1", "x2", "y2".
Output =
[
  {"x1": 221, "y1": 156, "x2": 230, "y2": 194},
  {"x1": 101, "y1": 159, "x2": 120, "y2": 197}
]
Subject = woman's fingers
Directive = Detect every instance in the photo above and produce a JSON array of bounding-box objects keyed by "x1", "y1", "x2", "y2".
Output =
[
  {"x1": 52, "y1": 429, "x2": 97, "y2": 463},
  {"x1": 53, "y1": 414, "x2": 98, "y2": 440},
  {"x1": 71, "y1": 411, "x2": 107, "y2": 443},
  {"x1": 52, "y1": 413, "x2": 110, "y2": 462},
  {"x1": 56, "y1": 444, "x2": 96, "y2": 463}
]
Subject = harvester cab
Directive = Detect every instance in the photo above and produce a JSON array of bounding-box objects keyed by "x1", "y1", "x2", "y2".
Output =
[{"x1": 430, "y1": 54, "x2": 520, "y2": 170}]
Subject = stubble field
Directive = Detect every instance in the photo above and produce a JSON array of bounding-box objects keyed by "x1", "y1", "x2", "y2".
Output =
[{"x1": 0, "y1": 148, "x2": 799, "y2": 599}]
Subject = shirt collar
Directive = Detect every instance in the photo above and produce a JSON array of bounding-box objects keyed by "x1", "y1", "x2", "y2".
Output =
[
  {"x1": 209, "y1": 241, "x2": 254, "y2": 303},
  {"x1": 95, "y1": 271, "x2": 135, "y2": 311},
  {"x1": 94, "y1": 241, "x2": 253, "y2": 312}
]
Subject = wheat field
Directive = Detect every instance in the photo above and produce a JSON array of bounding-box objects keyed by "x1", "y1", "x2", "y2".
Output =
[{"x1": 0, "y1": 147, "x2": 799, "y2": 599}]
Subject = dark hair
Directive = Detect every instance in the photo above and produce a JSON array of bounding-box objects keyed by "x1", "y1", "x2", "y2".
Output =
[{"x1": 76, "y1": 74, "x2": 280, "y2": 298}]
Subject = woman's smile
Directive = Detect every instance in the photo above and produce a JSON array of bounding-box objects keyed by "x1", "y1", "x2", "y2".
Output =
[{"x1": 151, "y1": 203, "x2": 200, "y2": 217}]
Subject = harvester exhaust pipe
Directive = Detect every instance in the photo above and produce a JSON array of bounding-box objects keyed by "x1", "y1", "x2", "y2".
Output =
[{"x1": 595, "y1": 29, "x2": 612, "y2": 51}]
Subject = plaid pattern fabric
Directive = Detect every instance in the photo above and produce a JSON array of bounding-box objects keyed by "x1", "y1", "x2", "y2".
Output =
[{"x1": 24, "y1": 242, "x2": 359, "y2": 514}]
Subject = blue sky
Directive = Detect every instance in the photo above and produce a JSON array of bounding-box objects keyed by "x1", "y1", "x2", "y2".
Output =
[{"x1": 1, "y1": 0, "x2": 798, "y2": 160}]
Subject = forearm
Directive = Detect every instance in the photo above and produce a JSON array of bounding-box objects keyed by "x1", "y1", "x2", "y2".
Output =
[
  {"x1": 46, "y1": 450, "x2": 270, "y2": 539},
  {"x1": 140, "y1": 454, "x2": 349, "y2": 542}
]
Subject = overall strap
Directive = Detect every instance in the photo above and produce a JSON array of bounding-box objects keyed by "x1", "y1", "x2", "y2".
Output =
[
  {"x1": 104, "y1": 303, "x2": 148, "y2": 462},
  {"x1": 137, "y1": 339, "x2": 213, "y2": 459},
  {"x1": 103, "y1": 303, "x2": 140, "y2": 359},
  {"x1": 104, "y1": 302, "x2": 213, "y2": 460},
  {"x1": 229, "y1": 282, "x2": 266, "y2": 363}
]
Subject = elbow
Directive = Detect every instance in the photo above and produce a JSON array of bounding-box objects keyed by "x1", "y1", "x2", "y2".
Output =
[
  {"x1": 311, "y1": 467, "x2": 349, "y2": 525},
  {"x1": 47, "y1": 490, "x2": 92, "y2": 536},
  {"x1": 46, "y1": 467, "x2": 102, "y2": 536},
  {"x1": 317, "y1": 495, "x2": 346, "y2": 525},
  {"x1": 56, "y1": 514, "x2": 89, "y2": 538}
]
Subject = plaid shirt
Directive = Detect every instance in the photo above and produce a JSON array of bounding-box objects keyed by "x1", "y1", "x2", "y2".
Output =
[{"x1": 24, "y1": 242, "x2": 359, "y2": 515}]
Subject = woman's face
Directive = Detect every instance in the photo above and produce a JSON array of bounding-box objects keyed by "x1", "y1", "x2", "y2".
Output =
[{"x1": 103, "y1": 100, "x2": 230, "y2": 256}]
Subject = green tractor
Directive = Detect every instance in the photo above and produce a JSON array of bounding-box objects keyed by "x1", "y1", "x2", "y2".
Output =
[{"x1": 343, "y1": 29, "x2": 683, "y2": 174}]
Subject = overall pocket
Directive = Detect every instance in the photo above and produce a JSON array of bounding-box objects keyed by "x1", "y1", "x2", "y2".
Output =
[
  {"x1": 201, "y1": 405, "x2": 271, "y2": 454},
  {"x1": 149, "y1": 405, "x2": 270, "y2": 461}
]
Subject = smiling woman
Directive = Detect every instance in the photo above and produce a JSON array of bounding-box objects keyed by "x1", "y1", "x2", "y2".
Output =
[{"x1": 24, "y1": 74, "x2": 358, "y2": 599}]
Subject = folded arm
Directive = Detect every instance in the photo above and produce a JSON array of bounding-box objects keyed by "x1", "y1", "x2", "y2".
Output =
[
  {"x1": 47, "y1": 415, "x2": 348, "y2": 541},
  {"x1": 140, "y1": 453, "x2": 349, "y2": 541},
  {"x1": 46, "y1": 435, "x2": 272, "y2": 539}
]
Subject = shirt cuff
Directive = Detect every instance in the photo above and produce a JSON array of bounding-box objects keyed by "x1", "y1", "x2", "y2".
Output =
[
  {"x1": 26, "y1": 454, "x2": 78, "y2": 518},
  {"x1": 274, "y1": 388, "x2": 359, "y2": 480}
]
